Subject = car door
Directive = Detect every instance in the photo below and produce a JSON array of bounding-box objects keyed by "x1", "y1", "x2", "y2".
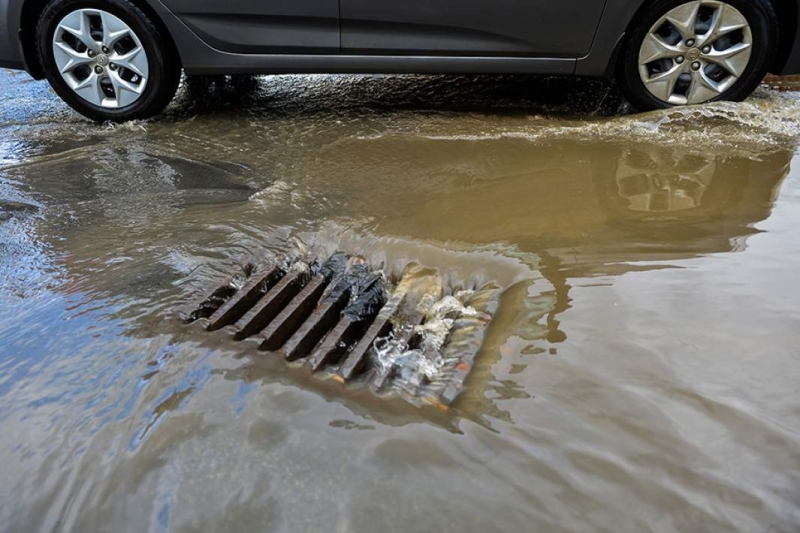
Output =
[
  {"x1": 340, "y1": 0, "x2": 606, "y2": 57},
  {"x1": 160, "y1": 0, "x2": 340, "y2": 54}
]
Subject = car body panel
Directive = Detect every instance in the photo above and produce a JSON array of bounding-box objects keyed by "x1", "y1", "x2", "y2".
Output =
[
  {"x1": 180, "y1": 54, "x2": 577, "y2": 76},
  {"x1": 0, "y1": 0, "x2": 24, "y2": 69},
  {"x1": 574, "y1": 0, "x2": 643, "y2": 76},
  {"x1": 159, "y1": 0, "x2": 339, "y2": 54},
  {"x1": 339, "y1": 0, "x2": 605, "y2": 57},
  {"x1": 781, "y1": 25, "x2": 800, "y2": 74}
]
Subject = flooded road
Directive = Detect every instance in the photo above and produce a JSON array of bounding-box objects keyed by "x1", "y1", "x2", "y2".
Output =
[{"x1": 1, "y1": 69, "x2": 800, "y2": 532}]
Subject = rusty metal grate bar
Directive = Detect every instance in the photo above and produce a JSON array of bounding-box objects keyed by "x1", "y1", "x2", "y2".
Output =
[
  {"x1": 231, "y1": 265, "x2": 310, "y2": 340},
  {"x1": 186, "y1": 253, "x2": 495, "y2": 407},
  {"x1": 206, "y1": 264, "x2": 283, "y2": 331},
  {"x1": 281, "y1": 287, "x2": 350, "y2": 362},
  {"x1": 257, "y1": 273, "x2": 329, "y2": 351}
]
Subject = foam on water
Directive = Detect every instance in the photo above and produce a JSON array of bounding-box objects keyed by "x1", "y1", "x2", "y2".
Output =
[
  {"x1": 373, "y1": 290, "x2": 491, "y2": 392},
  {"x1": 353, "y1": 88, "x2": 800, "y2": 153}
]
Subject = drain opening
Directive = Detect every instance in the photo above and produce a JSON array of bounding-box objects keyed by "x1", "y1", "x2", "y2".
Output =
[{"x1": 187, "y1": 252, "x2": 495, "y2": 406}]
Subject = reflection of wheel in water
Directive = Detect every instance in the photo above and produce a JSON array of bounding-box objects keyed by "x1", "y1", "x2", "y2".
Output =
[{"x1": 615, "y1": 148, "x2": 715, "y2": 212}]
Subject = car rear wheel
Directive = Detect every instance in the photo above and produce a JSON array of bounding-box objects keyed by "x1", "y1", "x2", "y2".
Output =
[
  {"x1": 617, "y1": 0, "x2": 778, "y2": 110},
  {"x1": 36, "y1": 0, "x2": 180, "y2": 122}
]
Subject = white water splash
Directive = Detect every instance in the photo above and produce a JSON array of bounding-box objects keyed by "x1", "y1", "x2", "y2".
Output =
[
  {"x1": 373, "y1": 292, "x2": 488, "y2": 389},
  {"x1": 354, "y1": 88, "x2": 800, "y2": 152}
]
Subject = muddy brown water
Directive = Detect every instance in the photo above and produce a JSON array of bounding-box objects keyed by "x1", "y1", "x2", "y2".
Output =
[{"x1": 1, "y1": 70, "x2": 800, "y2": 532}]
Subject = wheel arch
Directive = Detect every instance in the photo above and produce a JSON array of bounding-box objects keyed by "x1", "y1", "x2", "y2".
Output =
[
  {"x1": 764, "y1": 0, "x2": 798, "y2": 73},
  {"x1": 19, "y1": 0, "x2": 181, "y2": 80}
]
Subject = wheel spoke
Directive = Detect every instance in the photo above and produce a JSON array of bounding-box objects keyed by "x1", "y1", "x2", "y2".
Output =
[
  {"x1": 56, "y1": 11, "x2": 96, "y2": 51},
  {"x1": 699, "y1": 4, "x2": 748, "y2": 46},
  {"x1": 664, "y1": 1, "x2": 701, "y2": 40},
  {"x1": 639, "y1": 33, "x2": 682, "y2": 64},
  {"x1": 112, "y1": 47, "x2": 149, "y2": 78},
  {"x1": 53, "y1": 41, "x2": 93, "y2": 74},
  {"x1": 644, "y1": 63, "x2": 686, "y2": 101},
  {"x1": 71, "y1": 72, "x2": 106, "y2": 107},
  {"x1": 109, "y1": 71, "x2": 145, "y2": 107},
  {"x1": 99, "y1": 11, "x2": 131, "y2": 50},
  {"x1": 705, "y1": 41, "x2": 752, "y2": 77},
  {"x1": 687, "y1": 69, "x2": 724, "y2": 104}
]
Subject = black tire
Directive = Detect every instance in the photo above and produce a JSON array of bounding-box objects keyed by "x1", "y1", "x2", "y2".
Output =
[
  {"x1": 617, "y1": 0, "x2": 778, "y2": 110},
  {"x1": 36, "y1": 0, "x2": 180, "y2": 122}
]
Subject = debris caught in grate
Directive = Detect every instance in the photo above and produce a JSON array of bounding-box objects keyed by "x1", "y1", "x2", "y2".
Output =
[{"x1": 186, "y1": 253, "x2": 497, "y2": 407}]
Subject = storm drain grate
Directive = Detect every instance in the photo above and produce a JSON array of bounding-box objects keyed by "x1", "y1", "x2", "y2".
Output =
[{"x1": 186, "y1": 253, "x2": 496, "y2": 407}]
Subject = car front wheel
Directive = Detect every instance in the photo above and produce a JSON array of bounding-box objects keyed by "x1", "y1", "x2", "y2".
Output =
[
  {"x1": 36, "y1": 0, "x2": 180, "y2": 121},
  {"x1": 617, "y1": 0, "x2": 778, "y2": 110}
]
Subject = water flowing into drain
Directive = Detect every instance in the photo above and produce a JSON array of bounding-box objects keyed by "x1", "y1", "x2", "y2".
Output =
[{"x1": 186, "y1": 252, "x2": 496, "y2": 407}]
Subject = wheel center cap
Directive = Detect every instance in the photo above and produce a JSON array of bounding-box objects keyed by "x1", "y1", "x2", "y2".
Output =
[
  {"x1": 686, "y1": 48, "x2": 701, "y2": 61},
  {"x1": 96, "y1": 54, "x2": 109, "y2": 67}
]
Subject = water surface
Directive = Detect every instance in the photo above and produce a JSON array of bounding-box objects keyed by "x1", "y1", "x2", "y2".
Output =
[{"x1": 1, "y1": 70, "x2": 799, "y2": 532}]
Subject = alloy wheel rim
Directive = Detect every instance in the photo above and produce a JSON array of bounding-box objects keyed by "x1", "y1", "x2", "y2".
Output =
[
  {"x1": 638, "y1": 0, "x2": 753, "y2": 105},
  {"x1": 52, "y1": 9, "x2": 150, "y2": 109}
]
